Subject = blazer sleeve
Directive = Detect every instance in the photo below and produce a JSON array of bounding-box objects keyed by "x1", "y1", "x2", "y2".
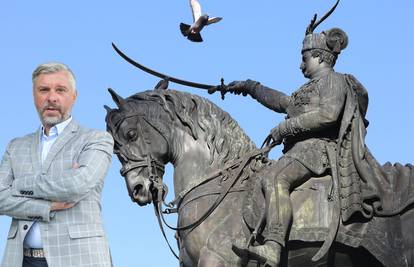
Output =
[
  {"x1": 0, "y1": 140, "x2": 53, "y2": 222},
  {"x1": 12, "y1": 131, "x2": 114, "y2": 202}
]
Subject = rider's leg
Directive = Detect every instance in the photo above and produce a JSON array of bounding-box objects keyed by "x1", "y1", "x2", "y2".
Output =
[
  {"x1": 232, "y1": 157, "x2": 313, "y2": 266},
  {"x1": 264, "y1": 157, "x2": 313, "y2": 246}
]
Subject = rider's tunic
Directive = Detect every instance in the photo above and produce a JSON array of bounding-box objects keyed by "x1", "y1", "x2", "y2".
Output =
[{"x1": 250, "y1": 69, "x2": 375, "y2": 221}]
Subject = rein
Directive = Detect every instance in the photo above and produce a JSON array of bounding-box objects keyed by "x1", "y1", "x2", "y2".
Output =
[{"x1": 151, "y1": 144, "x2": 274, "y2": 261}]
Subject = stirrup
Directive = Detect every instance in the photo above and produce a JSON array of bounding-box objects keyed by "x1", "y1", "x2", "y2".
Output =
[{"x1": 232, "y1": 243, "x2": 279, "y2": 267}]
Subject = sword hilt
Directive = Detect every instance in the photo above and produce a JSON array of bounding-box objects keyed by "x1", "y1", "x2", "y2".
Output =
[{"x1": 208, "y1": 78, "x2": 227, "y2": 100}]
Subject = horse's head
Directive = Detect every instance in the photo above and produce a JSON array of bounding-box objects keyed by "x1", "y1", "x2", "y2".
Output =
[
  {"x1": 105, "y1": 89, "x2": 171, "y2": 206},
  {"x1": 106, "y1": 88, "x2": 257, "y2": 207}
]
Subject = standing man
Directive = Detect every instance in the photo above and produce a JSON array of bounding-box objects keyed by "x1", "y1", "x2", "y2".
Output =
[{"x1": 0, "y1": 62, "x2": 114, "y2": 267}]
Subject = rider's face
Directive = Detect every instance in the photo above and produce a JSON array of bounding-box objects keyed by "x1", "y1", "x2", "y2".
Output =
[{"x1": 300, "y1": 51, "x2": 320, "y2": 79}]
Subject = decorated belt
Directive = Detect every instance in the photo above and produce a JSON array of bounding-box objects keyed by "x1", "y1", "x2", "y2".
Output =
[{"x1": 23, "y1": 248, "x2": 45, "y2": 258}]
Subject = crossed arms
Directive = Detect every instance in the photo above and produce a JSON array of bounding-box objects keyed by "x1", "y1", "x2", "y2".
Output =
[{"x1": 0, "y1": 131, "x2": 113, "y2": 222}]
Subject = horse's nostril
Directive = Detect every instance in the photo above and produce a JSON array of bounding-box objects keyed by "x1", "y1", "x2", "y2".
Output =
[{"x1": 133, "y1": 184, "x2": 143, "y2": 198}]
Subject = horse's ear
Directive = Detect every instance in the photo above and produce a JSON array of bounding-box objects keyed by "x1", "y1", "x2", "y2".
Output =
[
  {"x1": 103, "y1": 105, "x2": 113, "y2": 113},
  {"x1": 108, "y1": 88, "x2": 127, "y2": 109}
]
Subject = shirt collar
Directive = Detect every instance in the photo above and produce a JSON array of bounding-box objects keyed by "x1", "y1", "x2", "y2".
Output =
[{"x1": 40, "y1": 116, "x2": 73, "y2": 139}]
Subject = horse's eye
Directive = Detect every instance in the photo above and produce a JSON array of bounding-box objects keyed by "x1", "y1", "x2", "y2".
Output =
[{"x1": 126, "y1": 129, "x2": 138, "y2": 141}]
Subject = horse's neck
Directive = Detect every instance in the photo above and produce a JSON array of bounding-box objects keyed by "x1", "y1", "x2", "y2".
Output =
[{"x1": 170, "y1": 129, "x2": 214, "y2": 196}]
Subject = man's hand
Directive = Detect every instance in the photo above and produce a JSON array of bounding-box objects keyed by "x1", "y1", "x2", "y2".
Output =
[
  {"x1": 226, "y1": 81, "x2": 249, "y2": 96},
  {"x1": 262, "y1": 125, "x2": 283, "y2": 149},
  {"x1": 226, "y1": 79, "x2": 258, "y2": 96},
  {"x1": 209, "y1": 79, "x2": 258, "y2": 97},
  {"x1": 50, "y1": 202, "x2": 75, "y2": 211},
  {"x1": 269, "y1": 125, "x2": 283, "y2": 145}
]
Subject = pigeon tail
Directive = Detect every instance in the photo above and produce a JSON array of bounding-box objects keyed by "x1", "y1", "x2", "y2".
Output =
[
  {"x1": 187, "y1": 32, "x2": 203, "y2": 42},
  {"x1": 180, "y1": 23, "x2": 191, "y2": 37}
]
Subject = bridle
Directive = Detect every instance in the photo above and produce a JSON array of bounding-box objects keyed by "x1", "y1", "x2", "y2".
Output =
[
  {"x1": 109, "y1": 113, "x2": 167, "y2": 194},
  {"x1": 109, "y1": 112, "x2": 180, "y2": 256}
]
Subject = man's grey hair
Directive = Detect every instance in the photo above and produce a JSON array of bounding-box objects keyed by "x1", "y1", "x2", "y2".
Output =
[{"x1": 32, "y1": 62, "x2": 76, "y2": 90}]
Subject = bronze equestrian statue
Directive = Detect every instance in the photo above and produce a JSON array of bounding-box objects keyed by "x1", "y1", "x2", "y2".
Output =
[
  {"x1": 106, "y1": 1, "x2": 414, "y2": 266},
  {"x1": 105, "y1": 87, "x2": 414, "y2": 267}
]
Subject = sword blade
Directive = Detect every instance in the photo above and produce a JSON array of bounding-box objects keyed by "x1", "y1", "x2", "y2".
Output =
[{"x1": 112, "y1": 43, "x2": 217, "y2": 90}]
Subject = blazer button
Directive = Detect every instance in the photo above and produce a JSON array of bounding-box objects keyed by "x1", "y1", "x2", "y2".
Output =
[
  {"x1": 20, "y1": 190, "x2": 25, "y2": 195},
  {"x1": 23, "y1": 225, "x2": 28, "y2": 230}
]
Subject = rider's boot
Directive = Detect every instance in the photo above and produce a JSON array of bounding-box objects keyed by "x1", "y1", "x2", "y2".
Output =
[{"x1": 232, "y1": 240, "x2": 281, "y2": 267}]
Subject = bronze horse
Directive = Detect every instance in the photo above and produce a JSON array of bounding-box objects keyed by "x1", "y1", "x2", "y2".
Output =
[{"x1": 105, "y1": 88, "x2": 413, "y2": 267}]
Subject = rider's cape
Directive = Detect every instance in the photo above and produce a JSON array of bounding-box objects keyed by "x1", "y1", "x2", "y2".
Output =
[
  {"x1": 339, "y1": 74, "x2": 414, "y2": 222},
  {"x1": 335, "y1": 74, "x2": 413, "y2": 266}
]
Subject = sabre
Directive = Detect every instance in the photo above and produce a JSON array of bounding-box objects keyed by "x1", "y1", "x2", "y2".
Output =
[{"x1": 112, "y1": 43, "x2": 228, "y2": 99}]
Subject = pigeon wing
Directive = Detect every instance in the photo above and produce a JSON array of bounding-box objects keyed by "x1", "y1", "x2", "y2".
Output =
[
  {"x1": 206, "y1": 17, "x2": 222, "y2": 25},
  {"x1": 190, "y1": 0, "x2": 202, "y2": 22},
  {"x1": 180, "y1": 23, "x2": 191, "y2": 36}
]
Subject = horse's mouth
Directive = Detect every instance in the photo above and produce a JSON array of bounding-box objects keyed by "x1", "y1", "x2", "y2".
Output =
[
  {"x1": 122, "y1": 168, "x2": 153, "y2": 206},
  {"x1": 128, "y1": 179, "x2": 154, "y2": 206}
]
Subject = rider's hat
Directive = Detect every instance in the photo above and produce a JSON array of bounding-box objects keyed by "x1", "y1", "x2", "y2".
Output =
[{"x1": 301, "y1": 0, "x2": 348, "y2": 55}]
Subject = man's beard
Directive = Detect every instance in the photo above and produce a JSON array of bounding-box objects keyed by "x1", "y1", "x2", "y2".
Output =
[
  {"x1": 37, "y1": 103, "x2": 68, "y2": 128},
  {"x1": 41, "y1": 115, "x2": 64, "y2": 127}
]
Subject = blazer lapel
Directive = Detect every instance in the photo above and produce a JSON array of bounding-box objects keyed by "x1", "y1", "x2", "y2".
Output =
[
  {"x1": 30, "y1": 129, "x2": 42, "y2": 172},
  {"x1": 41, "y1": 120, "x2": 79, "y2": 173}
]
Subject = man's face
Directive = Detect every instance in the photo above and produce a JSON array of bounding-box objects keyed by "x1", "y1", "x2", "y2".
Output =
[
  {"x1": 300, "y1": 51, "x2": 320, "y2": 79},
  {"x1": 33, "y1": 71, "x2": 77, "y2": 128}
]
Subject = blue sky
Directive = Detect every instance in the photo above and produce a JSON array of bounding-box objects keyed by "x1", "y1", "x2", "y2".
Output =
[{"x1": 0, "y1": 1, "x2": 413, "y2": 266}]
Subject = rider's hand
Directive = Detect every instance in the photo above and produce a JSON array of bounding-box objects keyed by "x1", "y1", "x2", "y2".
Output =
[
  {"x1": 226, "y1": 79, "x2": 258, "y2": 96},
  {"x1": 270, "y1": 125, "x2": 283, "y2": 145},
  {"x1": 209, "y1": 79, "x2": 259, "y2": 97}
]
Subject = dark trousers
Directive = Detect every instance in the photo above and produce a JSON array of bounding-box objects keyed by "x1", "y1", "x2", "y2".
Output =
[{"x1": 22, "y1": 256, "x2": 48, "y2": 267}]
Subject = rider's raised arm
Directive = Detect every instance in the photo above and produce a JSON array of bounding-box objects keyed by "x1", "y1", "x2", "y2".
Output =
[
  {"x1": 225, "y1": 79, "x2": 290, "y2": 114},
  {"x1": 250, "y1": 84, "x2": 290, "y2": 114}
]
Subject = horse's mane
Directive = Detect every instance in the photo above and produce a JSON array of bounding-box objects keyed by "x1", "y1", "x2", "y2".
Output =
[{"x1": 129, "y1": 89, "x2": 256, "y2": 165}]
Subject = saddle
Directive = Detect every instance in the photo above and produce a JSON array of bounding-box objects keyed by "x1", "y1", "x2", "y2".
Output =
[{"x1": 241, "y1": 169, "x2": 407, "y2": 267}]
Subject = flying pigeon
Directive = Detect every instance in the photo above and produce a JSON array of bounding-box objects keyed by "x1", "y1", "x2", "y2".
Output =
[{"x1": 180, "y1": 0, "x2": 222, "y2": 42}]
